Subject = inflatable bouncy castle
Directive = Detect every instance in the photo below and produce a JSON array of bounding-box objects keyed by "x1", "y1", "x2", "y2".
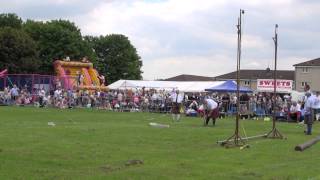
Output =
[{"x1": 54, "y1": 60, "x2": 108, "y2": 91}]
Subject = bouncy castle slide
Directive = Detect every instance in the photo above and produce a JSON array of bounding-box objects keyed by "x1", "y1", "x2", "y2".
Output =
[
  {"x1": 0, "y1": 69, "x2": 8, "y2": 78},
  {"x1": 54, "y1": 60, "x2": 107, "y2": 90}
]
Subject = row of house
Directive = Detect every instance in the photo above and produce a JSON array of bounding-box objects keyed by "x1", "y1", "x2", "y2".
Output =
[{"x1": 165, "y1": 57, "x2": 320, "y2": 92}]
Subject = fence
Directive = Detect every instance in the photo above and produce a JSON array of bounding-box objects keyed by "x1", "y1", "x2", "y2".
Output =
[
  {"x1": 0, "y1": 88, "x2": 292, "y2": 120},
  {"x1": 0, "y1": 74, "x2": 55, "y2": 94}
]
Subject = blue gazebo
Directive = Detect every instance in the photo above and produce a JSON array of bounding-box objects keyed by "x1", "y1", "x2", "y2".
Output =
[{"x1": 205, "y1": 80, "x2": 252, "y2": 93}]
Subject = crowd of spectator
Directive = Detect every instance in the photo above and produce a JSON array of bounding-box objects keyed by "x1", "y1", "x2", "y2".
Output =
[{"x1": 1, "y1": 84, "x2": 320, "y2": 123}]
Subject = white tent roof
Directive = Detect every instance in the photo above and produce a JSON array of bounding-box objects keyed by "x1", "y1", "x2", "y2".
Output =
[{"x1": 108, "y1": 80, "x2": 225, "y2": 92}]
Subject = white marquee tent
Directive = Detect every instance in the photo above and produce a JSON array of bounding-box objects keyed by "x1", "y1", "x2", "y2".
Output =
[{"x1": 108, "y1": 80, "x2": 225, "y2": 92}]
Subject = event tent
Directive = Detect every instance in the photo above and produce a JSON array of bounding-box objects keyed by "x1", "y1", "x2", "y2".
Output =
[
  {"x1": 205, "y1": 80, "x2": 253, "y2": 93},
  {"x1": 108, "y1": 80, "x2": 225, "y2": 92}
]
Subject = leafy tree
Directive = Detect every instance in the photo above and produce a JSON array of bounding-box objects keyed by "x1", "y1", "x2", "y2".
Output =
[
  {"x1": 23, "y1": 19, "x2": 96, "y2": 74},
  {"x1": 85, "y1": 34, "x2": 143, "y2": 84},
  {"x1": 0, "y1": 13, "x2": 22, "y2": 29},
  {"x1": 0, "y1": 13, "x2": 142, "y2": 81},
  {"x1": 0, "y1": 27, "x2": 39, "y2": 73}
]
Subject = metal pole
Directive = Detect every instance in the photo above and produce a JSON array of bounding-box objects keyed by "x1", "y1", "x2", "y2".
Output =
[
  {"x1": 219, "y1": 9, "x2": 247, "y2": 147},
  {"x1": 266, "y1": 24, "x2": 284, "y2": 139},
  {"x1": 235, "y1": 17, "x2": 240, "y2": 141},
  {"x1": 273, "y1": 24, "x2": 278, "y2": 130},
  {"x1": 235, "y1": 9, "x2": 244, "y2": 142}
]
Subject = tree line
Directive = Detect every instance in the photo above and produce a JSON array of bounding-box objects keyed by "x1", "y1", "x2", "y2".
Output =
[{"x1": 0, "y1": 13, "x2": 142, "y2": 83}]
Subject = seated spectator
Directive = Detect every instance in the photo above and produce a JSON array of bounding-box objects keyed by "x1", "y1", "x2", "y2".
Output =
[
  {"x1": 186, "y1": 100, "x2": 198, "y2": 116},
  {"x1": 288, "y1": 101, "x2": 301, "y2": 122},
  {"x1": 186, "y1": 108, "x2": 197, "y2": 116},
  {"x1": 189, "y1": 100, "x2": 198, "y2": 111}
]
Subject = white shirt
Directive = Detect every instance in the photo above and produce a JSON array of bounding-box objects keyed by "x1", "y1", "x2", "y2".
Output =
[
  {"x1": 10, "y1": 87, "x2": 19, "y2": 96},
  {"x1": 314, "y1": 95, "x2": 320, "y2": 109},
  {"x1": 170, "y1": 93, "x2": 184, "y2": 103},
  {"x1": 39, "y1": 89, "x2": 46, "y2": 97},
  {"x1": 117, "y1": 93, "x2": 123, "y2": 101},
  {"x1": 54, "y1": 89, "x2": 62, "y2": 98},
  {"x1": 231, "y1": 96, "x2": 237, "y2": 104},
  {"x1": 309, "y1": 95, "x2": 318, "y2": 109},
  {"x1": 290, "y1": 104, "x2": 301, "y2": 113},
  {"x1": 151, "y1": 93, "x2": 158, "y2": 101},
  {"x1": 205, "y1": 99, "x2": 218, "y2": 110},
  {"x1": 305, "y1": 95, "x2": 316, "y2": 114}
]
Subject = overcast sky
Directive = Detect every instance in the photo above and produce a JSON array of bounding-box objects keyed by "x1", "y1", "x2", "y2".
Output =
[{"x1": 1, "y1": 0, "x2": 319, "y2": 80}]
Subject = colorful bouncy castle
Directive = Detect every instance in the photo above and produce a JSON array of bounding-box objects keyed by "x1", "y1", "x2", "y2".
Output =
[{"x1": 54, "y1": 60, "x2": 108, "y2": 91}]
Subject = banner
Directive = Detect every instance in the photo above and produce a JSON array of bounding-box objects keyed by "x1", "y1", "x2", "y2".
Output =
[{"x1": 257, "y1": 79, "x2": 293, "y2": 93}]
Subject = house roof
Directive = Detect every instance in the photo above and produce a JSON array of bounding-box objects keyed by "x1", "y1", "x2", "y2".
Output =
[
  {"x1": 214, "y1": 69, "x2": 295, "y2": 80},
  {"x1": 293, "y1": 58, "x2": 320, "y2": 66},
  {"x1": 164, "y1": 74, "x2": 215, "y2": 81}
]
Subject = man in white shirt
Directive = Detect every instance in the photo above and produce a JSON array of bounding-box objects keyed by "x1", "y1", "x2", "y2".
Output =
[
  {"x1": 54, "y1": 88, "x2": 62, "y2": 106},
  {"x1": 287, "y1": 101, "x2": 301, "y2": 122},
  {"x1": 304, "y1": 92, "x2": 314, "y2": 135},
  {"x1": 314, "y1": 92, "x2": 320, "y2": 121},
  {"x1": 203, "y1": 98, "x2": 219, "y2": 126},
  {"x1": 38, "y1": 88, "x2": 46, "y2": 108},
  {"x1": 170, "y1": 89, "x2": 184, "y2": 121},
  {"x1": 10, "y1": 84, "x2": 19, "y2": 103}
]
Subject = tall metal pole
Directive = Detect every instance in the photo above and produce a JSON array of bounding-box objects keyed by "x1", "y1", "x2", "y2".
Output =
[
  {"x1": 272, "y1": 24, "x2": 278, "y2": 130},
  {"x1": 267, "y1": 24, "x2": 284, "y2": 139},
  {"x1": 221, "y1": 9, "x2": 246, "y2": 147},
  {"x1": 236, "y1": 10, "x2": 244, "y2": 144}
]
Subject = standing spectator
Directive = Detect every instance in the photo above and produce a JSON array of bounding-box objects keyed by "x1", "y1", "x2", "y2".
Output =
[
  {"x1": 248, "y1": 96, "x2": 257, "y2": 118},
  {"x1": 55, "y1": 79, "x2": 62, "y2": 89},
  {"x1": 10, "y1": 84, "x2": 19, "y2": 104},
  {"x1": 314, "y1": 92, "x2": 320, "y2": 121},
  {"x1": 67, "y1": 89, "x2": 73, "y2": 108},
  {"x1": 54, "y1": 87, "x2": 62, "y2": 107},
  {"x1": 221, "y1": 93, "x2": 230, "y2": 113},
  {"x1": 240, "y1": 93, "x2": 249, "y2": 103},
  {"x1": 3, "y1": 87, "x2": 10, "y2": 105},
  {"x1": 303, "y1": 84, "x2": 317, "y2": 121},
  {"x1": 76, "y1": 71, "x2": 84, "y2": 86},
  {"x1": 38, "y1": 87, "x2": 46, "y2": 107},
  {"x1": 304, "y1": 92, "x2": 315, "y2": 135},
  {"x1": 117, "y1": 91, "x2": 124, "y2": 110},
  {"x1": 230, "y1": 94, "x2": 237, "y2": 114},
  {"x1": 170, "y1": 89, "x2": 184, "y2": 122}
]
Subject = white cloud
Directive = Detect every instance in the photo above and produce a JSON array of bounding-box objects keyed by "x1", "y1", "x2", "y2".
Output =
[
  {"x1": 1, "y1": 0, "x2": 320, "y2": 79},
  {"x1": 67, "y1": 0, "x2": 320, "y2": 79},
  {"x1": 142, "y1": 54, "x2": 235, "y2": 80}
]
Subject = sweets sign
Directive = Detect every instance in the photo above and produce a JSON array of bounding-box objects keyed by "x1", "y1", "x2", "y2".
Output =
[{"x1": 257, "y1": 79, "x2": 293, "y2": 92}]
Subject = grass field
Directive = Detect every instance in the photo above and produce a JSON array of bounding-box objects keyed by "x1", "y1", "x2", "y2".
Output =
[{"x1": 0, "y1": 106, "x2": 320, "y2": 180}]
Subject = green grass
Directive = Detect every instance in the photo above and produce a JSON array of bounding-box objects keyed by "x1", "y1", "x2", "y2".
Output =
[{"x1": 0, "y1": 106, "x2": 320, "y2": 180}]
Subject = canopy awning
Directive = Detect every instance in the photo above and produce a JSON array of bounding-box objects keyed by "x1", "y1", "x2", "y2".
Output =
[
  {"x1": 108, "y1": 80, "x2": 225, "y2": 92},
  {"x1": 205, "y1": 80, "x2": 253, "y2": 93}
]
